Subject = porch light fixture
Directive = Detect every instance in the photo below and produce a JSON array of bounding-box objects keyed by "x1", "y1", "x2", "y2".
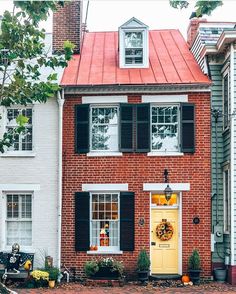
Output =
[{"x1": 163, "y1": 169, "x2": 173, "y2": 203}]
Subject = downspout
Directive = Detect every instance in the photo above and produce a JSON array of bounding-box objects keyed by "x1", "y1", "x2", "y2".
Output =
[
  {"x1": 57, "y1": 89, "x2": 64, "y2": 269},
  {"x1": 230, "y1": 43, "x2": 235, "y2": 266}
]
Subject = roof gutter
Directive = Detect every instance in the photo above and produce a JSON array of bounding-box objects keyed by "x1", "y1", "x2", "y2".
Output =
[{"x1": 62, "y1": 83, "x2": 211, "y2": 95}]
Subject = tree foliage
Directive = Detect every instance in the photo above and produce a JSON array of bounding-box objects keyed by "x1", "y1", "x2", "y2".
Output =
[
  {"x1": 0, "y1": 1, "x2": 74, "y2": 153},
  {"x1": 169, "y1": 0, "x2": 223, "y2": 16}
]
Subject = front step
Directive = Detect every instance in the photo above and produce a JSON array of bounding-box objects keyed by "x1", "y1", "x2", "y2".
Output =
[{"x1": 150, "y1": 274, "x2": 181, "y2": 280}]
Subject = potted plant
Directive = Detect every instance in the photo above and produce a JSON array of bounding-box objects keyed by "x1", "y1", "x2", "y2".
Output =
[
  {"x1": 84, "y1": 258, "x2": 124, "y2": 279},
  {"x1": 188, "y1": 249, "x2": 201, "y2": 285},
  {"x1": 45, "y1": 267, "x2": 60, "y2": 288},
  {"x1": 137, "y1": 249, "x2": 150, "y2": 283}
]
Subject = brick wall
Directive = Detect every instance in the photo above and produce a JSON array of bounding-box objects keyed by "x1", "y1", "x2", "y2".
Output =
[
  {"x1": 52, "y1": 1, "x2": 82, "y2": 53},
  {"x1": 61, "y1": 92, "x2": 211, "y2": 278},
  {"x1": 187, "y1": 18, "x2": 207, "y2": 46}
]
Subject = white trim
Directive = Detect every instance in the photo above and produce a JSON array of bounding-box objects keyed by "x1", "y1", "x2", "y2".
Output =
[
  {"x1": 143, "y1": 183, "x2": 190, "y2": 192},
  {"x1": 82, "y1": 184, "x2": 128, "y2": 192},
  {"x1": 0, "y1": 152, "x2": 36, "y2": 157},
  {"x1": 142, "y1": 95, "x2": 188, "y2": 103},
  {"x1": 230, "y1": 43, "x2": 235, "y2": 265},
  {"x1": 87, "y1": 152, "x2": 123, "y2": 157},
  {"x1": 82, "y1": 96, "x2": 127, "y2": 104},
  {"x1": 147, "y1": 152, "x2": 184, "y2": 157},
  {"x1": 0, "y1": 184, "x2": 40, "y2": 191},
  {"x1": 87, "y1": 251, "x2": 123, "y2": 255}
]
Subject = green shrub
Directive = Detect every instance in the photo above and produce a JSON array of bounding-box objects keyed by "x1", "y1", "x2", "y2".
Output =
[
  {"x1": 137, "y1": 249, "x2": 150, "y2": 271},
  {"x1": 188, "y1": 249, "x2": 201, "y2": 270},
  {"x1": 84, "y1": 260, "x2": 99, "y2": 277}
]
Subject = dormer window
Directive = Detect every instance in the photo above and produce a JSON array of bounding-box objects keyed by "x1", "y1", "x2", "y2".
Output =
[{"x1": 119, "y1": 17, "x2": 149, "y2": 68}]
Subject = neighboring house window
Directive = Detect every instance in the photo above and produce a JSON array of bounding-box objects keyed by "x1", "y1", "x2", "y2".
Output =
[
  {"x1": 223, "y1": 169, "x2": 230, "y2": 232},
  {"x1": 223, "y1": 74, "x2": 229, "y2": 129},
  {"x1": 6, "y1": 193, "x2": 32, "y2": 246},
  {"x1": 124, "y1": 32, "x2": 143, "y2": 65},
  {"x1": 6, "y1": 108, "x2": 33, "y2": 151},
  {"x1": 90, "y1": 106, "x2": 118, "y2": 152},
  {"x1": 151, "y1": 105, "x2": 179, "y2": 152},
  {"x1": 91, "y1": 193, "x2": 119, "y2": 250}
]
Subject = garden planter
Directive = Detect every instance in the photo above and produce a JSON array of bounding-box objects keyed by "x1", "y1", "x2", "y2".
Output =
[
  {"x1": 93, "y1": 267, "x2": 120, "y2": 279},
  {"x1": 214, "y1": 268, "x2": 227, "y2": 283},
  {"x1": 137, "y1": 270, "x2": 149, "y2": 283},
  {"x1": 188, "y1": 269, "x2": 201, "y2": 285},
  {"x1": 48, "y1": 280, "x2": 55, "y2": 288}
]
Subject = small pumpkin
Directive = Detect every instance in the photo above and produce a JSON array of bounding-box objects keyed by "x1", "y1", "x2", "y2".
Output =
[
  {"x1": 182, "y1": 275, "x2": 190, "y2": 283},
  {"x1": 24, "y1": 260, "x2": 32, "y2": 271}
]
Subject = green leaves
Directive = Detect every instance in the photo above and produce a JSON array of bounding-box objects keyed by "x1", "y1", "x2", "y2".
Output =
[
  {"x1": 169, "y1": 0, "x2": 223, "y2": 16},
  {"x1": 16, "y1": 114, "x2": 29, "y2": 127},
  {"x1": 0, "y1": 1, "x2": 74, "y2": 152}
]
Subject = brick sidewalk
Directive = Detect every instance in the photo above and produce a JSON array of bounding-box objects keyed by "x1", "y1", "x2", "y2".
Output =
[{"x1": 12, "y1": 282, "x2": 236, "y2": 294}]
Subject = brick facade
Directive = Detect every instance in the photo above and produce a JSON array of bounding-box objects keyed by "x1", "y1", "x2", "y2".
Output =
[
  {"x1": 61, "y1": 92, "x2": 211, "y2": 278},
  {"x1": 52, "y1": 1, "x2": 82, "y2": 54}
]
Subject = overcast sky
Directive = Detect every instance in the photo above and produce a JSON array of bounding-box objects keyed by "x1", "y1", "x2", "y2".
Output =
[{"x1": 0, "y1": 0, "x2": 236, "y2": 40}]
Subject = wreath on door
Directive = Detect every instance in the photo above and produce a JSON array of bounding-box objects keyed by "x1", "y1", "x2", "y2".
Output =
[{"x1": 156, "y1": 221, "x2": 174, "y2": 241}]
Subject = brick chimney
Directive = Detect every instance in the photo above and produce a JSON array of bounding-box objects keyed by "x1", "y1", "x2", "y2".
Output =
[
  {"x1": 187, "y1": 17, "x2": 207, "y2": 47},
  {"x1": 53, "y1": 1, "x2": 82, "y2": 54}
]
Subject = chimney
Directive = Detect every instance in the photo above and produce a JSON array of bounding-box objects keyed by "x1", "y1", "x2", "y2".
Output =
[
  {"x1": 53, "y1": 1, "x2": 82, "y2": 54},
  {"x1": 187, "y1": 15, "x2": 207, "y2": 47}
]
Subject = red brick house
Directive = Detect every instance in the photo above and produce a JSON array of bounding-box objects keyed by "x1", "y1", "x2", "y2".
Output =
[{"x1": 55, "y1": 2, "x2": 212, "y2": 278}]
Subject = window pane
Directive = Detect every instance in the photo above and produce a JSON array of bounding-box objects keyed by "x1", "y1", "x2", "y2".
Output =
[
  {"x1": 125, "y1": 32, "x2": 143, "y2": 48},
  {"x1": 91, "y1": 193, "x2": 119, "y2": 248},
  {"x1": 152, "y1": 106, "x2": 179, "y2": 152},
  {"x1": 152, "y1": 193, "x2": 178, "y2": 206},
  {"x1": 22, "y1": 128, "x2": 33, "y2": 151}
]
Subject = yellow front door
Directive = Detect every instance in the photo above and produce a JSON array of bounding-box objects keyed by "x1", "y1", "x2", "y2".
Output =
[{"x1": 151, "y1": 209, "x2": 178, "y2": 274}]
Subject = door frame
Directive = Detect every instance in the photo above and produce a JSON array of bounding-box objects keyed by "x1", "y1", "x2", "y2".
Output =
[{"x1": 149, "y1": 192, "x2": 182, "y2": 275}]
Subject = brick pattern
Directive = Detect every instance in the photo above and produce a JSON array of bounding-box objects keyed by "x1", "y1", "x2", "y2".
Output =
[
  {"x1": 61, "y1": 93, "x2": 211, "y2": 279},
  {"x1": 52, "y1": 1, "x2": 82, "y2": 53}
]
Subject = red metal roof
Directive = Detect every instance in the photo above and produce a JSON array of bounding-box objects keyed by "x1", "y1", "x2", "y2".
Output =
[{"x1": 61, "y1": 30, "x2": 210, "y2": 86}]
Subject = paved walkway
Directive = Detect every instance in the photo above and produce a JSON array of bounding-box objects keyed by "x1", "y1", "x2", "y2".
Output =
[{"x1": 11, "y1": 282, "x2": 236, "y2": 294}]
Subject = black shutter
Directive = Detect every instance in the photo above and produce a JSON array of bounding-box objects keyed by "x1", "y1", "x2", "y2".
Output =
[
  {"x1": 136, "y1": 104, "x2": 150, "y2": 152},
  {"x1": 75, "y1": 104, "x2": 89, "y2": 153},
  {"x1": 181, "y1": 103, "x2": 195, "y2": 153},
  {"x1": 75, "y1": 192, "x2": 90, "y2": 251},
  {"x1": 120, "y1": 192, "x2": 134, "y2": 251},
  {"x1": 120, "y1": 104, "x2": 134, "y2": 152}
]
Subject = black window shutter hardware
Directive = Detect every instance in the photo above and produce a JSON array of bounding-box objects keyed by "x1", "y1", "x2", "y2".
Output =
[{"x1": 75, "y1": 192, "x2": 90, "y2": 251}]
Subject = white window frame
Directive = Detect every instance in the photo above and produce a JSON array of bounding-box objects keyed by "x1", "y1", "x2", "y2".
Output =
[
  {"x1": 89, "y1": 105, "x2": 119, "y2": 153},
  {"x1": 5, "y1": 192, "x2": 33, "y2": 247},
  {"x1": 223, "y1": 166, "x2": 230, "y2": 233},
  {"x1": 89, "y1": 192, "x2": 120, "y2": 253},
  {"x1": 2, "y1": 105, "x2": 35, "y2": 156},
  {"x1": 223, "y1": 70, "x2": 230, "y2": 130},
  {"x1": 150, "y1": 104, "x2": 180, "y2": 153},
  {"x1": 119, "y1": 28, "x2": 149, "y2": 68}
]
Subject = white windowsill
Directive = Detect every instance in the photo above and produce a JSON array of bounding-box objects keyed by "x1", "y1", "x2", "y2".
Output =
[
  {"x1": 87, "y1": 251, "x2": 123, "y2": 255},
  {"x1": 0, "y1": 152, "x2": 36, "y2": 158},
  {"x1": 87, "y1": 152, "x2": 123, "y2": 157},
  {"x1": 147, "y1": 152, "x2": 184, "y2": 156}
]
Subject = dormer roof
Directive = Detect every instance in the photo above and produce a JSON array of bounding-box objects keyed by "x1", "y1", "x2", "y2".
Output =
[{"x1": 119, "y1": 17, "x2": 148, "y2": 30}]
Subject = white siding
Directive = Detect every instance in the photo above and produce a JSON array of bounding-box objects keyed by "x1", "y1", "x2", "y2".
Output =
[{"x1": 0, "y1": 98, "x2": 59, "y2": 268}]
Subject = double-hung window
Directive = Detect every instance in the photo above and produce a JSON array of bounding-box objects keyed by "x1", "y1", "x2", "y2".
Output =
[
  {"x1": 6, "y1": 107, "x2": 33, "y2": 151},
  {"x1": 6, "y1": 193, "x2": 32, "y2": 246},
  {"x1": 90, "y1": 106, "x2": 118, "y2": 152},
  {"x1": 151, "y1": 105, "x2": 179, "y2": 152},
  {"x1": 91, "y1": 193, "x2": 119, "y2": 251},
  {"x1": 124, "y1": 32, "x2": 143, "y2": 65}
]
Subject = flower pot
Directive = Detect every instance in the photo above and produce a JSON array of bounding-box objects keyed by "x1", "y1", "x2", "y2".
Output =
[
  {"x1": 188, "y1": 269, "x2": 201, "y2": 285},
  {"x1": 214, "y1": 268, "x2": 227, "y2": 283},
  {"x1": 48, "y1": 280, "x2": 55, "y2": 288},
  {"x1": 93, "y1": 267, "x2": 120, "y2": 279},
  {"x1": 137, "y1": 270, "x2": 149, "y2": 283}
]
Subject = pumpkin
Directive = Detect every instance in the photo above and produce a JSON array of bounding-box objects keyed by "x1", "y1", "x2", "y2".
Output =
[
  {"x1": 182, "y1": 275, "x2": 190, "y2": 283},
  {"x1": 24, "y1": 260, "x2": 32, "y2": 271}
]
